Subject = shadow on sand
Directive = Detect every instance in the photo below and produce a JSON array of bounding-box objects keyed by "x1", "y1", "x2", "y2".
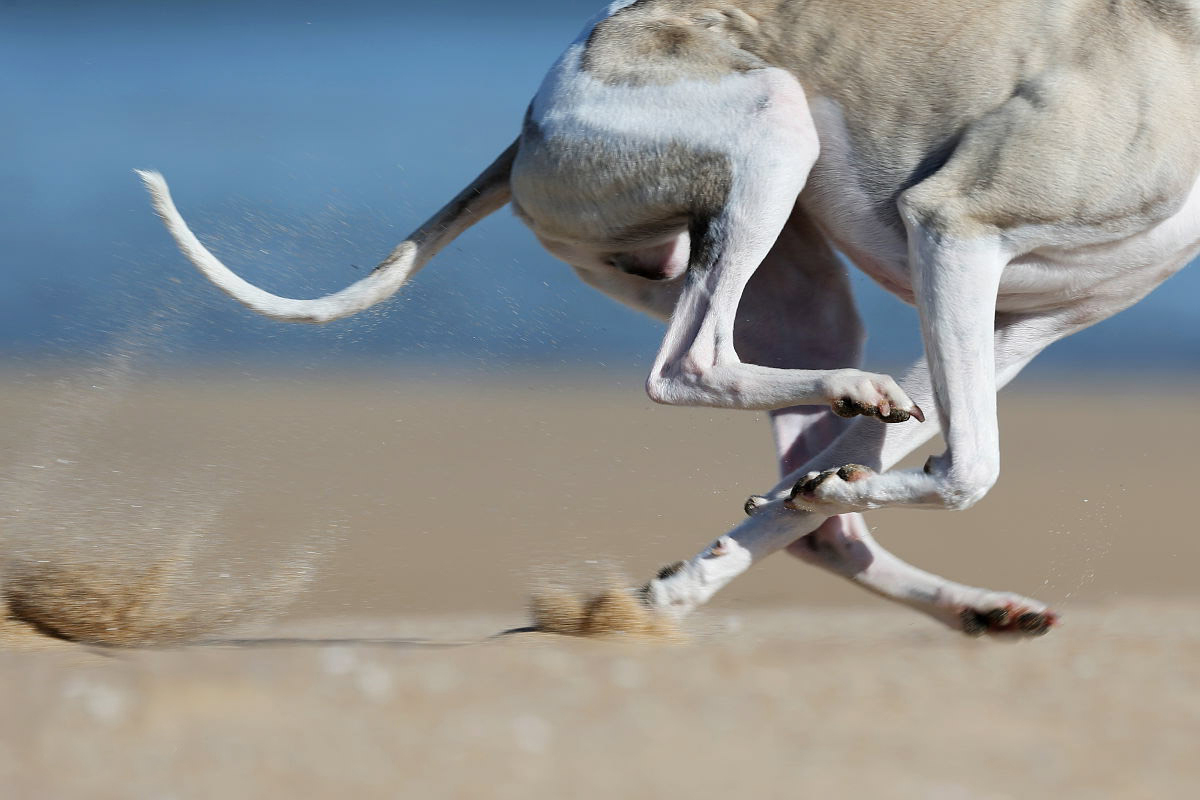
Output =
[{"x1": 194, "y1": 627, "x2": 540, "y2": 650}]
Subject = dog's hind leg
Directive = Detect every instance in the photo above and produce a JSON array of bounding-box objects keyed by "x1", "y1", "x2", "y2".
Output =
[
  {"x1": 786, "y1": 222, "x2": 1012, "y2": 514},
  {"x1": 640, "y1": 69, "x2": 922, "y2": 424},
  {"x1": 784, "y1": 514, "x2": 1056, "y2": 636}
]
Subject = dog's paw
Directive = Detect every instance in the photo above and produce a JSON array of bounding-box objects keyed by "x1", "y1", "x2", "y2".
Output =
[
  {"x1": 785, "y1": 463, "x2": 875, "y2": 512},
  {"x1": 955, "y1": 596, "x2": 1058, "y2": 638},
  {"x1": 824, "y1": 370, "x2": 924, "y2": 423}
]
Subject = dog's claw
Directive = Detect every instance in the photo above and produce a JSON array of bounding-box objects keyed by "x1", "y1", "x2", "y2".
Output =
[
  {"x1": 787, "y1": 470, "x2": 831, "y2": 505},
  {"x1": 1017, "y1": 611, "x2": 1053, "y2": 636},
  {"x1": 744, "y1": 495, "x2": 769, "y2": 516}
]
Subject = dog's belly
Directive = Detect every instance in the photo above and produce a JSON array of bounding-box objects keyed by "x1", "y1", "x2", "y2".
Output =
[
  {"x1": 823, "y1": 233, "x2": 914, "y2": 304},
  {"x1": 813, "y1": 188, "x2": 1200, "y2": 319},
  {"x1": 800, "y1": 98, "x2": 917, "y2": 303}
]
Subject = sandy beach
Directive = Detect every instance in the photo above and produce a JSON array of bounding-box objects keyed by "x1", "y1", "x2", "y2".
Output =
[{"x1": 2, "y1": 372, "x2": 1198, "y2": 798}]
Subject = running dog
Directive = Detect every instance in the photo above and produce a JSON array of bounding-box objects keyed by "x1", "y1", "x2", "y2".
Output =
[{"x1": 140, "y1": 0, "x2": 1200, "y2": 636}]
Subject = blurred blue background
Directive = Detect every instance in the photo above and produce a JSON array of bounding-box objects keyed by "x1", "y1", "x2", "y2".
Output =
[{"x1": 3, "y1": 0, "x2": 1196, "y2": 375}]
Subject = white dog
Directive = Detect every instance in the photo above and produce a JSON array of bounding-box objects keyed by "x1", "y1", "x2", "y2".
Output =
[{"x1": 140, "y1": 0, "x2": 1200, "y2": 636}]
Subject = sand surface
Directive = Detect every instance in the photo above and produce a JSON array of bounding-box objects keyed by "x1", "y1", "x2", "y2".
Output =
[{"x1": 1, "y1": 372, "x2": 1198, "y2": 797}]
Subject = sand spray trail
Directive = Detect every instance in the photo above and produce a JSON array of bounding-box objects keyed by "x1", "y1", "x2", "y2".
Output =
[
  {"x1": 527, "y1": 563, "x2": 680, "y2": 641},
  {"x1": 0, "y1": 325, "x2": 331, "y2": 647},
  {"x1": 529, "y1": 584, "x2": 678, "y2": 640}
]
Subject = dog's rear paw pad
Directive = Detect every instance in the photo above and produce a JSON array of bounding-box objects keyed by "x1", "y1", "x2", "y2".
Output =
[
  {"x1": 835, "y1": 464, "x2": 875, "y2": 483},
  {"x1": 1016, "y1": 611, "x2": 1055, "y2": 636},
  {"x1": 959, "y1": 604, "x2": 1057, "y2": 637},
  {"x1": 786, "y1": 464, "x2": 875, "y2": 508},
  {"x1": 826, "y1": 372, "x2": 924, "y2": 424},
  {"x1": 831, "y1": 398, "x2": 923, "y2": 423}
]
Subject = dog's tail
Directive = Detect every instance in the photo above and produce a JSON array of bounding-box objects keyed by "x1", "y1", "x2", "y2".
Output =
[{"x1": 136, "y1": 140, "x2": 518, "y2": 324}]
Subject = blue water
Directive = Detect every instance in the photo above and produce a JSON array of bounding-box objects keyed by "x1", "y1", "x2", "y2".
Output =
[{"x1": 3, "y1": 0, "x2": 1196, "y2": 375}]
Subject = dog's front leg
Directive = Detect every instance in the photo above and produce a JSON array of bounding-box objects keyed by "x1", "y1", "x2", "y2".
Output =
[
  {"x1": 644, "y1": 503, "x2": 827, "y2": 615},
  {"x1": 786, "y1": 222, "x2": 1054, "y2": 514}
]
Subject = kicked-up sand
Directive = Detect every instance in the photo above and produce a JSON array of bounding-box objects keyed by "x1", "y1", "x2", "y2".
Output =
[{"x1": 1, "y1": 370, "x2": 1198, "y2": 798}]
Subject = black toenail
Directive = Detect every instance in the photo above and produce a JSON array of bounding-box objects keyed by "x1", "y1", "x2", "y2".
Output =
[
  {"x1": 985, "y1": 608, "x2": 1012, "y2": 627},
  {"x1": 1017, "y1": 612, "x2": 1050, "y2": 635},
  {"x1": 744, "y1": 495, "x2": 767, "y2": 516},
  {"x1": 960, "y1": 610, "x2": 987, "y2": 636}
]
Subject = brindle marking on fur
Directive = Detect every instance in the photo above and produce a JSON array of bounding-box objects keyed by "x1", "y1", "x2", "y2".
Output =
[
  {"x1": 1011, "y1": 79, "x2": 1049, "y2": 111},
  {"x1": 581, "y1": 0, "x2": 766, "y2": 86},
  {"x1": 1114, "y1": 0, "x2": 1200, "y2": 41},
  {"x1": 686, "y1": 214, "x2": 727, "y2": 272}
]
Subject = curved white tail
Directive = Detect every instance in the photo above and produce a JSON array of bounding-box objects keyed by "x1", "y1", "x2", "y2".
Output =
[{"x1": 137, "y1": 140, "x2": 517, "y2": 324}]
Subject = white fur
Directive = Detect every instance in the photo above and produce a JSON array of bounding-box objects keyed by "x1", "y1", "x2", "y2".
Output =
[{"x1": 136, "y1": 170, "x2": 420, "y2": 324}]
